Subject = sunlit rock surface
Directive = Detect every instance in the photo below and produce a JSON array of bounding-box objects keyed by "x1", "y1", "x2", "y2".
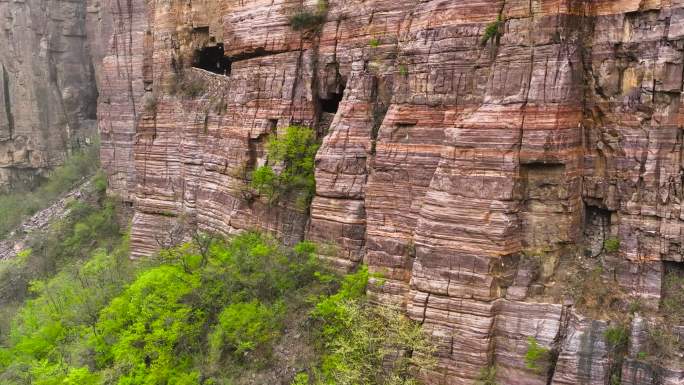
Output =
[{"x1": 34, "y1": 0, "x2": 684, "y2": 383}]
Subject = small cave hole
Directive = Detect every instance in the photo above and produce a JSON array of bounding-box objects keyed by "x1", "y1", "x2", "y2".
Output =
[
  {"x1": 267, "y1": 119, "x2": 278, "y2": 133},
  {"x1": 318, "y1": 86, "x2": 345, "y2": 114},
  {"x1": 193, "y1": 43, "x2": 231, "y2": 76}
]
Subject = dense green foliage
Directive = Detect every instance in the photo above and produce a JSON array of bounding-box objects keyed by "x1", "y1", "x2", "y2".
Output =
[
  {"x1": 0, "y1": 162, "x2": 434, "y2": 385},
  {"x1": 0, "y1": 145, "x2": 100, "y2": 236},
  {"x1": 208, "y1": 300, "x2": 283, "y2": 362},
  {"x1": 250, "y1": 125, "x2": 320, "y2": 208},
  {"x1": 0, "y1": 220, "x2": 435, "y2": 385},
  {"x1": 0, "y1": 230, "x2": 317, "y2": 384},
  {"x1": 524, "y1": 337, "x2": 550, "y2": 374},
  {"x1": 0, "y1": 173, "x2": 120, "y2": 311},
  {"x1": 310, "y1": 267, "x2": 436, "y2": 385}
]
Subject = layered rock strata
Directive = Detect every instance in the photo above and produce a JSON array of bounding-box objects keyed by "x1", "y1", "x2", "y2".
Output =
[
  {"x1": 95, "y1": 0, "x2": 684, "y2": 384},
  {"x1": 0, "y1": 0, "x2": 106, "y2": 190}
]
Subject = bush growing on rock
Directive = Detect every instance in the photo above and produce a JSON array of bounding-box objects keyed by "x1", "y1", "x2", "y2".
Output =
[
  {"x1": 168, "y1": 71, "x2": 207, "y2": 98},
  {"x1": 481, "y1": 15, "x2": 503, "y2": 46},
  {"x1": 0, "y1": 201, "x2": 436, "y2": 385},
  {"x1": 250, "y1": 125, "x2": 319, "y2": 208},
  {"x1": 604, "y1": 325, "x2": 629, "y2": 353},
  {"x1": 524, "y1": 337, "x2": 550, "y2": 374},
  {"x1": 312, "y1": 266, "x2": 436, "y2": 385},
  {"x1": 603, "y1": 237, "x2": 620, "y2": 253},
  {"x1": 289, "y1": 0, "x2": 328, "y2": 31}
]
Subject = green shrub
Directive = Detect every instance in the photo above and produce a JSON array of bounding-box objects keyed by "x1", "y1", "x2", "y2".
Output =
[
  {"x1": 604, "y1": 325, "x2": 629, "y2": 353},
  {"x1": 292, "y1": 372, "x2": 310, "y2": 385},
  {"x1": 481, "y1": 15, "x2": 503, "y2": 46},
  {"x1": 399, "y1": 64, "x2": 409, "y2": 77},
  {"x1": 369, "y1": 38, "x2": 380, "y2": 48},
  {"x1": 0, "y1": 144, "x2": 100, "y2": 237},
  {"x1": 312, "y1": 266, "x2": 436, "y2": 385},
  {"x1": 250, "y1": 165, "x2": 278, "y2": 202},
  {"x1": 604, "y1": 237, "x2": 620, "y2": 253},
  {"x1": 289, "y1": 10, "x2": 326, "y2": 31},
  {"x1": 524, "y1": 337, "x2": 550, "y2": 373},
  {"x1": 209, "y1": 300, "x2": 283, "y2": 362},
  {"x1": 250, "y1": 125, "x2": 320, "y2": 207}
]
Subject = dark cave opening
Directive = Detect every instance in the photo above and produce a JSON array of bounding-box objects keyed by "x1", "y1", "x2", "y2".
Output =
[
  {"x1": 319, "y1": 88, "x2": 344, "y2": 114},
  {"x1": 193, "y1": 43, "x2": 231, "y2": 75}
]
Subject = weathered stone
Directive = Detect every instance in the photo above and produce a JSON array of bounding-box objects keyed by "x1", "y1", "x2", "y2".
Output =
[
  {"x1": 17, "y1": 0, "x2": 684, "y2": 383},
  {"x1": 0, "y1": 0, "x2": 102, "y2": 190}
]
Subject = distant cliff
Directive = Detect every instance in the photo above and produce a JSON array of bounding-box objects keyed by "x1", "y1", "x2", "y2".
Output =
[
  {"x1": 0, "y1": 0, "x2": 110, "y2": 190},
  {"x1": 10, "y1": 0, "x2": 684, "y2": 384}
]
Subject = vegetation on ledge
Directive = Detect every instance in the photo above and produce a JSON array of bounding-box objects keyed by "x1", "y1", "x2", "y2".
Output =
[
  {"x1": 0, "y1": 144, "x2": 101, "y2": 237},
  {"x1": 289, "y1": 0, "x2": 328, "y2": 32},
  {"x1": 250, "y1": 125, "x2": 320, "y2": 209},
  {"x1": 0, "y1": 211, "x2": 434, "y2": 385}
]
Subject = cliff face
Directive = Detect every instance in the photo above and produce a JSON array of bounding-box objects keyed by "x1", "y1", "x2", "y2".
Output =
[
  {"x1": 0, "y1": 0, "x2": 108, "y2": 190},
  {"x1": 95, "y1": 0, "x2": 683, "y2": 384}
]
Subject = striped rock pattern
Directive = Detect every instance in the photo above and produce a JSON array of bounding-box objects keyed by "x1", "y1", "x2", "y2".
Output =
[{"x1": 95, "y1": 0, "x2": 684, "y2": 384}]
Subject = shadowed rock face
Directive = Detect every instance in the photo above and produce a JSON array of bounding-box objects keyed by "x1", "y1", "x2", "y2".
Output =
[
  {"x1": 43, "y1": 0, "x2": 684, "y2": 383},
  {"x1": 0, "y1": 0, "x2": 109, "y2": 190}
]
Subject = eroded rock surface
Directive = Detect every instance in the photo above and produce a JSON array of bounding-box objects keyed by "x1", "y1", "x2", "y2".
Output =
[
  {"x1": 0, "y1": 0, "x2": 107, "y2": 190},
  {"x1": 92, "y1": 0, "x2": 684, "y2": 383}
]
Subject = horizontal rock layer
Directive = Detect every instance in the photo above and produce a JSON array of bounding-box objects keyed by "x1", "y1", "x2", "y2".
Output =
[{"x1": 94, "y1": 0, "x2": 684, "y2": 384}]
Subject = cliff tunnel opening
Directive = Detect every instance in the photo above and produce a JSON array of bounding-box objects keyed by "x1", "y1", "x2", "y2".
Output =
[
  {"x1": 584, "y1": 204, "x2": 612, "y2": 257},
  {"x1": 319, "y1": 86, "x2": 345, "y2": 114},
  {"x1": 247, "y1": 120, "x2": 277, "y2": 174},
  {"x1": 661, "y1": 261, "x2": 683, "y2": 313},
  {"x1": 519, "y1": 162, "x2": 568, "y2": 249},
  {"x1": 193, "y1": 43, "x2": 231, "y2": 75}
]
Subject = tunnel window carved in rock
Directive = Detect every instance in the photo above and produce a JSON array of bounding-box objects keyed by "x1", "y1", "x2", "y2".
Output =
[
  {"x1": 661, "y1": 261, "x2": 684, "y2": 323},
  {"x1": 193, "y1": 43, "x2": 231, "y2": 76},
  {"x1": 520, "y1": 163, "x2": 568, "y2": 249},
  {"x1": 390, "y1": 122, "x2": 416, "y2": 142},
  {"x1": 317, "y1": 80, "x2": 346, "y2": 134},
  {"x1": 584, "y1": 204, "x2": 612, "y2": 257},
  {"x1": 319, "y1": 89, "x2": 343, "y2": 114},
  {"x1": 143, "y1": 30, "x2": 154, "y2": 89},
  {"x1": 247, "y1": 120, "x2": 278, "y2": 174}
]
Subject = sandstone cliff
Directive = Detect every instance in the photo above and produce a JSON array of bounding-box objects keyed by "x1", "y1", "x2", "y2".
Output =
[
  {"x1": 0, "y1": 0, "x2": 108, "y2": 190},
  {"x1": 77, "y1": 0, "x2": 684, "y2": 383}
]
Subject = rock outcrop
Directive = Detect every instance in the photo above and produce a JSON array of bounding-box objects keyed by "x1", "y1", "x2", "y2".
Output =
[
  {"x1": 0, "y1": 0, "x2": 107, "y2": 190},
  {"x1": 26, "y1": 0, "x2": 684, "y2": 383}
]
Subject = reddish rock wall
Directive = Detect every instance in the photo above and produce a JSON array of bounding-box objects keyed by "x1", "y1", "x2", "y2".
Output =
[{"x1": 98, "y1": 0, "x2": 684, "y2": 384}]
